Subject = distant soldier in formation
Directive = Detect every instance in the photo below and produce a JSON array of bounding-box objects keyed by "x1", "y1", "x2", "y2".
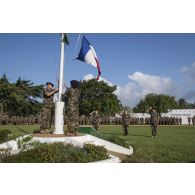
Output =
[
  {"x1": 62, "y1": 80, "x2": 80, "y2": 135},
  {"x1": 140, "y1": 117, "x2": 144, "y2": 125},
  {"x1": 4, "y1": 114, "x2": 9, "y2": 125},
  {"x1": 40, "y1": 82, "x2": 59, "y2": 134},
  {"x1": 121, "y1": 110, "x2": 130, "y2": 136},
  {"x1": 85, "y1": 116, "x2": 89, "y2": 125},
  {"x1": 192, "y1": 116, "x2": 195, "y2": 126},
  {"x1": 0, "y1": 112, "x2": 2, "y2": 125},
  {"x1": 179, "y1": 117, "x2": 182, "y2": 125},
  {"x1": 176, "y1": 117, "x2": 179, "y2": 125},
  {"x1": 63, "y1": 116, "x2": 68, "y2": 125},
  {"x1": 37, "y1": 115, "x2": 41, "y2": 125},
  {"x1": 16, "y1": 116, "x2": 20, "y2": 125},
  {"x1": 147, "y1": 107, "x2": 159, "y2": 137},
  {"x1": 90, "y1": 110, "x2": 101, "y2": 131},
  {"x1": 188, "y1": 117, "x2": 191, "y2": 125}
]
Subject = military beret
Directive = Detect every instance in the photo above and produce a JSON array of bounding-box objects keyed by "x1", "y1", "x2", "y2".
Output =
[
  {"x1": 46, "y1": 82, "x2": 54, "y2": 87},
  {"x1": 70, "y1": 80, "x2": 80, "y2": 88}
]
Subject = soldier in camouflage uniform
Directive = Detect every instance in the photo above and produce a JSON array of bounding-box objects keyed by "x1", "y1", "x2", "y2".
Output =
[
  {"x1": 40, "y1": 82, "x2": 58, "y2": 134},
  {"x1": 121, "y1": 110, "x2": 130, "y2": 136},
  {"x1": 62, "y1": 80, "x2": 80, "y2": 135},
  {"x1": 147, "y1": 107, "x2": 159, "y2": 137},
  {"x1": 0, "y1": 112, "x2": 2, "y2": 125},
  {"x1": 179, "y1": 117, "x2": 182, "y2": 125},
  {"x1": 188, "y1": 117, "x2": 191, "y2": 125},
  {"x1": 90, "y1": 110, "x2": 101, "y2": 131}
]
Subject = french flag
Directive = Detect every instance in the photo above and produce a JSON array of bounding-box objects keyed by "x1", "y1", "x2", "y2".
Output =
[{"x1": 77, "y1": 35, "x2": 101, "y2": 80}]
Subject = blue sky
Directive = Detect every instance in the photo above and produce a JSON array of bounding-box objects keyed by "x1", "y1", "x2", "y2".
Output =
[{"x1": 1, "y1": 33, "x2": 195, "y2": 107}]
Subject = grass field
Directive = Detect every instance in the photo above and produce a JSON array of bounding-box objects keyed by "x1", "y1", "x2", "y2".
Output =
[{"x1": 0, "y1": 124, "x2": 195, "y2": 163}]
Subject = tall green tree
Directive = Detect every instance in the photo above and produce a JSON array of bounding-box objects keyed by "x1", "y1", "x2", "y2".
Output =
[
  {"x1": 133, "y1": 93, "x2": 178, "y2": 114},
  {"x1": 79, "y1": 79, "x2": 122, "y2": 116},
  {"x1": 177, "y1": 98, "x2": 187, "y2": 109},
  {"x1": 0, "y1": 74, "x2": 43, "y2": 116}
]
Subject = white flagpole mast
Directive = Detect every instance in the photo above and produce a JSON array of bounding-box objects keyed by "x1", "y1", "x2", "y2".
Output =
[
  {"x1": 58, "y1": 34, "x2": 65, "y2": 101},
  {"x1": 53, "y1": 33, "x2": 65, "y2": 135}
]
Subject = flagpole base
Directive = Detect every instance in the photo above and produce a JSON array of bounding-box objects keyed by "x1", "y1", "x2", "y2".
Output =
[{"x1": 53, "y1": 101, "x2": 64, "y2": 135}]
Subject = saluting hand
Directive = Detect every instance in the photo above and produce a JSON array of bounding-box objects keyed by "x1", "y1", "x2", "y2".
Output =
[{"x1": 54, "y1": 88, "x2": 59, "y2": 93}]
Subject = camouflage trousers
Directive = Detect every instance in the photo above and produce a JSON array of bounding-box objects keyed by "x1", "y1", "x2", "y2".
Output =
[
  {"x1": 150, "y1": 122, "x2": 158, "y2": 136},
  {"x1": 40, "y1": 106, "x2": 54, "y2": 130},
  {"x1": 67, "y1": 109, "x2": 79, "y2": 133},
  {"x1": 122, "y1": 124, "x2": 129, "y2": 136},
  {"x1": 92, "y1": 123, "x2": 99, "y2": 131}
]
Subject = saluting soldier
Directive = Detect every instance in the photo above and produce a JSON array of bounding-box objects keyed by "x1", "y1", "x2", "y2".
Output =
[
  {"x1": 40, "y1": 82, "x2": 59, "y2": 134},
  {"x1": 90, "y1": 110, "x2": 101, "y2": 131},
  {"x1": 121, "y1": 110, "x2": 130, "y2": 136},
  {"x1": 147, "y1": 107, "x2": 159, "y2": 137}
]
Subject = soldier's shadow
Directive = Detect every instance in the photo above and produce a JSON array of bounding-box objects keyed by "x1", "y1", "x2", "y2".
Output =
[
  {"x1": 102, "y1": 132, "x2": 151, "y2": 138},
  {"x1": 16, "y1": 126, "x2": 29, "y2": 134},
  {"x1": 128, "y1": 133, "x2": 150, "y2": 137},
  {"x1": 101, "y1": 132, "x2": 122, "y2": 136}
]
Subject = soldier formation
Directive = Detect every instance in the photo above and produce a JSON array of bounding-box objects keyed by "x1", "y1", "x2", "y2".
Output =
[
  {"x1": 0, "y1": 114, "x2": 41, "y2": 125},
  {"x1": 3, "y1": 114, "x2": 195, "y2": 127}
]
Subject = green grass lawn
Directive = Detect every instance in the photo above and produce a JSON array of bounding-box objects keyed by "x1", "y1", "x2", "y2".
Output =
[
  {"x1": 0, "y1": 124, "x2": 195, "y2": 163},
  {"x1": 100, "y1": 125, "x2": 195, "y2": 163}
]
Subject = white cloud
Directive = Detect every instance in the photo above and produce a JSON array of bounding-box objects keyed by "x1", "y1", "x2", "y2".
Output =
[
  {"x1": 83, "y1": 74, "x2": 94, "y2": 81},
  {"x1": 83, "y1": 74, "x2": 113, "y2": 86},
  {"x1": 116, "y1": 72, "x2": 178, "y2": 107},
  {"x1": 129, "y1": 72, "x2": 176, "y2": 95},
  {"x1": 83, "y1": 72, "x2": 179, "y2": 107},
  {"x1": 180, "y1": 62, "x2": 195, "y2": 83},
  {"x1": 116, "y1": 72, "x2": 177, "y2": 107}
]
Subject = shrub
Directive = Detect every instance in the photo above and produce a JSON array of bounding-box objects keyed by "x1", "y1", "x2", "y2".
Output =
[
  {"x1": 0, "y1": 148, "x2": 11, "y2": 162},
  {"x1": 0, "y1": 130, "x2": 13, "y2": 144},
  {"x1": 2, "y1": 142, "x2": 109, "y2": 163},
  {"x1": 17, "y1": 135, "x2": 40, "y2": 152},
  {"x1": 83, "y1": 144, "x2": 109, "y2": 162}
]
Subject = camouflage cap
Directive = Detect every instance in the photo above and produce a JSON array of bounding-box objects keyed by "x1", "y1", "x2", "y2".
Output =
[{"x1": 46, "y1": 82, "x2": 54, "y2": 87}]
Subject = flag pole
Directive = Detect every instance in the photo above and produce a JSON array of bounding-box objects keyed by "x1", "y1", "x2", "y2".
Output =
[
  {"x1": 53, "y1": 34, "x2": 65, "y2": 134},
  {"x1": 58, "y1": 34, "x2": 65, "y2": 101}
]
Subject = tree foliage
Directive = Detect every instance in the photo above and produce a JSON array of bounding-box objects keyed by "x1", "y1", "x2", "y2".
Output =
[
  {"x1": 0, "y1": 74, "x2": 43, "y2": 116},
  {"x1": 133, "y1": 93, "x2": 178, "y2": 114},
  {"x1": 79, "y1": 79, "x2": 122, "y2": 116},
  {"x1": 134, "y1": 93, "x2": 195, "y2": 114}
]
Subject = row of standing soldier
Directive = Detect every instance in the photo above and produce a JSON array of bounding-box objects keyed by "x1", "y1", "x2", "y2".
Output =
[
  {"x1": 2, "y1": 113, "x2": 192, "y2": 127},
  {"x1": 0, "y1": 114, "x2": 185, "y2": 126}
]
